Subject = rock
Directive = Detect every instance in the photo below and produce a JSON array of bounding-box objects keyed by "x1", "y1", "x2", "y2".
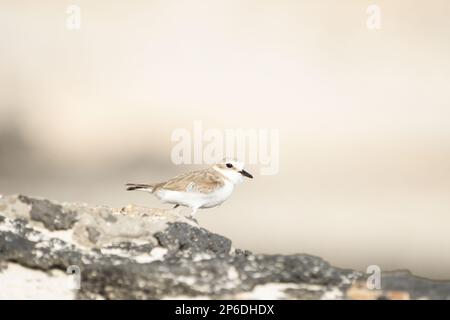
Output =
[{"x1": 0, "y1": 194, "x2": 449, "y2": 300}]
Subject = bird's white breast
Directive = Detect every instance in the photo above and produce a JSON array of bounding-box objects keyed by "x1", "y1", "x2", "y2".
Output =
[
  {"x1": 201, "y1": 179, "x2": 234, "y2": 208},
  {"x1": 156, "y1": 179, "x2": 234, "y2": 209}
]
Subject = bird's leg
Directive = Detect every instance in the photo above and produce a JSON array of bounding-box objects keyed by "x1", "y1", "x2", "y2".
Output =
[{"x1": 186, "y1": 207, "x2": 198, "y2": 224}]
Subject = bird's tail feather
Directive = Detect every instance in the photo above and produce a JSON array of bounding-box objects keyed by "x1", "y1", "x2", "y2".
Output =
[{"x1": 125, "y1": 183, "x2": 154, "y2": 192}]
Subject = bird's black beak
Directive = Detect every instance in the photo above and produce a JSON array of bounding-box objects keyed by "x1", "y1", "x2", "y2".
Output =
[{"x1": 239, "y1": 169, "x2": 253, "y2": 179}]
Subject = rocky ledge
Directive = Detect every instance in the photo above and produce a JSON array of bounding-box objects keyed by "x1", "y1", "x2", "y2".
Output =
[{"x1": 0, "y1": 194, "x2": 449, "y2": 300}]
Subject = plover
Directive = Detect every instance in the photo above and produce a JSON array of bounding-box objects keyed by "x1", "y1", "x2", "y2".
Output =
[{"x1": 126, "y1": 159, "x2": 253, "y2": 217}]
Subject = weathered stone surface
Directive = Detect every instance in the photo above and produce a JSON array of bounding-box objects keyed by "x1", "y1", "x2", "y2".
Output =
[
  {"x1": 0, "y1": 194, "x2": 449, "y2": 300},
  {"x1": 18, "y1": 195, "x2": 78, "y2": 231}
]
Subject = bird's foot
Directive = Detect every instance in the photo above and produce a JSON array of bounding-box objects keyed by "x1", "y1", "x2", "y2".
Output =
[
  {"x1": 187, "y1": 215, "x2": 198, "y2": 224},
  {"x1": 187, "y1": 208, "x2": 199, "y2": 224}
]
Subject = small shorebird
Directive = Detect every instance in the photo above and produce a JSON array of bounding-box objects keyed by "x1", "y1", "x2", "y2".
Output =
[{"x1": 126, "y1": 159, "x2": 253, "y2": 217}]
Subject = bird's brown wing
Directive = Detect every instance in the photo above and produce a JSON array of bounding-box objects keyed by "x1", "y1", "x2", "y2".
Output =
[{"x1": 155, "y1": 168, "x2": 224, "y2": 193}]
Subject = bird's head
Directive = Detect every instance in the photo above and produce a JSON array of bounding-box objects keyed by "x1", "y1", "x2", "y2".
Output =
[{"x1": 213, "y1": 159, "x2": 253, "y2": 184}]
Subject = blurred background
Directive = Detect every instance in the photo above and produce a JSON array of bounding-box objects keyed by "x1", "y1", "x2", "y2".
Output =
[{"x1": 1, "y1": 0, "x2": 450, "y2": 278}]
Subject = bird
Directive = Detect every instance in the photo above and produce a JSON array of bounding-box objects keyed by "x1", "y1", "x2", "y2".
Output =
[{"x1": 125, "y1": 159, "x2": 253, "y2": 217}]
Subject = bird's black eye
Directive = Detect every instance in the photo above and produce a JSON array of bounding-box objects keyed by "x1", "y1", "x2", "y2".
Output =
[{"x1": 226, "y1": 163, "x2": 233, "y2": 168}]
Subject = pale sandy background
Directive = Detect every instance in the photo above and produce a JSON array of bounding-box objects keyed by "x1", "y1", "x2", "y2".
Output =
[{"x1": 1, "y1": 0, "x2": 450, "y2": 278}]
